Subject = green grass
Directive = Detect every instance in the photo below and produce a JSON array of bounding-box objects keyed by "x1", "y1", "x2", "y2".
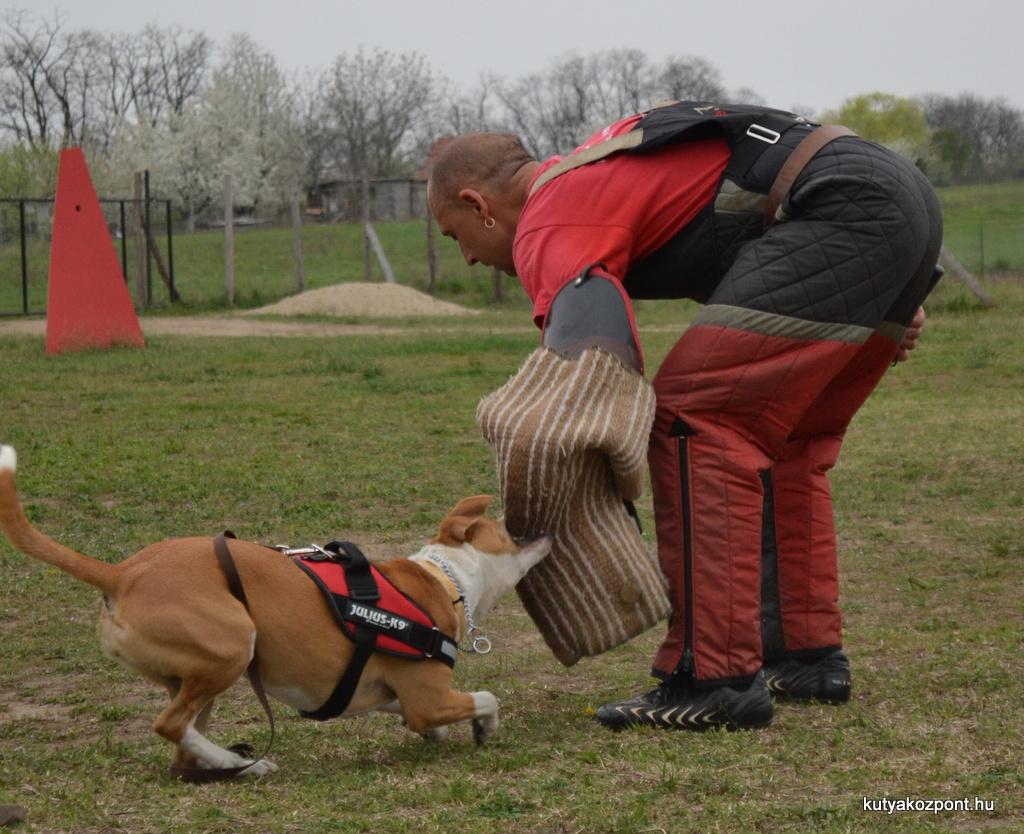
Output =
[
  {"x1": 0, "y1": 276, "x2": 1023, "y2": 832},
  {"x1": 0, "y1": 220, "x2": 530, "y2": 315},
  {"x1": 936, "y1": 181, "x2": 1024, "y2": 274},
  {"x1": 2, "y1": 179, "x2": 1023, "y2": 315}
]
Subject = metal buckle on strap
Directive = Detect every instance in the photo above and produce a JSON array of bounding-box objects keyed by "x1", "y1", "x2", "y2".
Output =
[
  {"x1": 746, "y1": 124, "x2": 781, "y2": 144},
  {"x1": 275, "y1": 543, "x2": 336, "y2": 561},
  {"x1": 427, "y1": 629, "x2": 460, "y2": 664}
]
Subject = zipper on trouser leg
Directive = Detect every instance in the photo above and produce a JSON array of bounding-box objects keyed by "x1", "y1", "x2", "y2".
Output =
[{"x1": 670, "y1": 417, "x2": 697, "y2": 683}]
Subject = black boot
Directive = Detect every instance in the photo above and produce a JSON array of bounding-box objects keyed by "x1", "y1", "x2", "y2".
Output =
[
  {"x1": 594, "y1": 670, "x2": 774, "y2": 731},
  {"x1": 762, "y1": 649, "x2": 851, "y2": 704}
]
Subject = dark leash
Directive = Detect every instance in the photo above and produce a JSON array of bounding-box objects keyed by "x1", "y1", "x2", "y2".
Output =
[{"x1": 169, "y1": 531, "x2": 277, "y2": 783}]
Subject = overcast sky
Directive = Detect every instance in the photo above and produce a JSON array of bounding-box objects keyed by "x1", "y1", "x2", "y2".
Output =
[{"x1": 22, "y1": 0, "x2": 1024, "y2": 115}]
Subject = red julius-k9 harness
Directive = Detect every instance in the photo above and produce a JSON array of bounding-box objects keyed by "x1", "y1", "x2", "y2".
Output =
[{"x1": 293, "y1": 541, "x2": 459, "y2": 721}]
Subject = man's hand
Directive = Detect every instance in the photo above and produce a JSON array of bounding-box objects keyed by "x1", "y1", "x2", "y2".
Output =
[{"x1": 894, "y1": 306, "x2": 926, "y2": 362}]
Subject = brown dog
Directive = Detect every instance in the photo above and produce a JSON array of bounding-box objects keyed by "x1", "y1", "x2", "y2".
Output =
[{"x1": 0, "y1": 446, "x2": 551, "y2": 777}]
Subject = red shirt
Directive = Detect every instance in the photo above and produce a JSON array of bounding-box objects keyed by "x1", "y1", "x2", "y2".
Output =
[{"x1": 514, "y1": 116, "x2": 730, "y2": 337}]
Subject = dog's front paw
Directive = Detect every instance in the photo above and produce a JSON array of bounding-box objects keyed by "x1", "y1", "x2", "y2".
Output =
[
  {"x1": 240, "y1": 758, "x2": 279, "y2": 777},
  {"x1": 471, "y1": 691, "x2": 499, "y2": 744},
  {"x1": 421, "y1": 726, "x2": 448, "y2": 743}
]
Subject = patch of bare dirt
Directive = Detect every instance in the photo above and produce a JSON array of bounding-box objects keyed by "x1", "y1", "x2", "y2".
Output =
[
  {"x1": 243, "y1": 282, "x2": 477, "y2": 318},
  {"x1": 0, "y1": 316, "x2": 397, "y2": 338},
  {"x1": 0, "y1": 675, "x2": 75, "y2": 725},
  {"x1": 0, "y1": 283, "x2": 477, "y2": 339}
]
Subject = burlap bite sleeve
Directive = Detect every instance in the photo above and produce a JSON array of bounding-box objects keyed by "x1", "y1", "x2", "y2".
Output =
[{"x1": 476, "y1": 347, "x2": 670, "y2": 665}]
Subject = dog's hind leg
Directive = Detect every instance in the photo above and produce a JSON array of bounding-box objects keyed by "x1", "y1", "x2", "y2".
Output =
[
  {"x1": 154, "y1": 668, "x2": 279, "y2": 776},
  {"x1": 167, "y1": 695, "x2": 218, "y2": 769},
  {"x1": 165, "y1": 691, "x2": 216, "y2": 769}
]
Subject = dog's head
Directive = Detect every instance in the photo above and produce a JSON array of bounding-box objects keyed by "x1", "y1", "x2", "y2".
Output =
[{"x1": 421, "y1": 495, "x2": 551, "y2": 621}]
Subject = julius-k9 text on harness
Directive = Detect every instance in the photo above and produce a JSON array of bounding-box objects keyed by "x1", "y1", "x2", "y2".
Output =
[{"x1": 293, "y1": 541, "x2": 459, "y2": 720}]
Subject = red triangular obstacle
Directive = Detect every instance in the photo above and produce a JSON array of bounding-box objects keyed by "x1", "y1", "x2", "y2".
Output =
[{"x1": 46, "y1": 147, "x2": 145, "y2": 354}]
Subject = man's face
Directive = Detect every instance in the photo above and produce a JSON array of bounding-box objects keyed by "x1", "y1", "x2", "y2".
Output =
[{"x1": 430, "y1": 187, "x2": 517, "y2": 276}]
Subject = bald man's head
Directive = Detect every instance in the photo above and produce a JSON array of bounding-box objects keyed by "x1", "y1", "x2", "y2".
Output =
[{"x1": 428, "y1": 133, "x2": 536, "y2": 215}]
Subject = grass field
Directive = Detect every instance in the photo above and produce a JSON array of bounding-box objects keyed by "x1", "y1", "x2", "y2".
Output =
[
  {"x1": 2, "y1": 180, "x2": 1023, "y2": 316},
  {"x1": 0, "y1": 267, "x2": 1022, "y2": 832},
  {"x1": 936, "y1": 182, "x2": 1024, "y2": 274},
  {"x1": 0, "y1": 217, "x2": 531, "y2": 316}
]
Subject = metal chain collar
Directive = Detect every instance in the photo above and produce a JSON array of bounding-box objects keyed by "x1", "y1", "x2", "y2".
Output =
[{"x1": 421, "y1": 552, "x2": 492, "y2": 655}]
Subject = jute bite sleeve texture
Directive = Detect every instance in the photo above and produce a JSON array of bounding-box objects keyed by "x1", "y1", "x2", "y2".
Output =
[{"x1": 477, "y1": 347, "x2": 670, "y2": 665}]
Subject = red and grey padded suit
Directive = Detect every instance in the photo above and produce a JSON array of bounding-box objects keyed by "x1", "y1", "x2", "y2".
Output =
[{"x1": 513, "y1": 101, "x2": 943, "y2": 686}]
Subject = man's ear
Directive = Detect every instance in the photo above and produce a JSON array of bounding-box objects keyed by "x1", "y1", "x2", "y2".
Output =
[{"x1": 457, "y1": 188, "x2": 490, "y2": 220}]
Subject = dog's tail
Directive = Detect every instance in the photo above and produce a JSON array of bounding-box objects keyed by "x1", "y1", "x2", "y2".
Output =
[{"x1": 0, "y1": 446, "x2": 120, "y2": 594}]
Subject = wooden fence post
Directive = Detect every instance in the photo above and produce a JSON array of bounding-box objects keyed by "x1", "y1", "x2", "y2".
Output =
[
  {"x1": 291, "y1": 173, "x2": 305, "y2": 293},
  {"x1": 132, "y1": 173, "x2": 146, "y2": 307},
  {"x1": 939, "y1": 244, "x2": 994, "y2": 307},
  {"x1": 491, "y1": 267, "x2": 504, "y2": 303},
  {"x1": 426, "y1": 207, "x2": 437, "y2": 295},
  {"x1": 365, "y1": 222, "x2": 396, "y2": 283},
  {"x1": 224, "y1": 175, "x2": 234, "y2": 305},
  {"x1": 362, "y1": 167, "x2": 372, "y2": 282}
]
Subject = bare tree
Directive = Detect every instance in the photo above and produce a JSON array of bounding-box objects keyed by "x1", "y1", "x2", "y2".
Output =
[
  {"x1": 656, "y1": 55, "x2": 727, "y2": 103},
  {"x1": 0, "y1": 11, "x2": 211, "y2": 159},
  {"x1": 590, "y1": 49, "x2": 657, "y2": 120},
  {"x1": 921, "y1": 93, "x2": 1024, "y2": 183},
  {"x1": 292, "y1": 68, "x2": 335, "y2": 195},
  {"x1": 730, "y1": 86, "x2": 768, "y2": 107},
  {"x1": 131, "y1": 24, "x2": 211, "y2": 123},
  {"x1": 0, "y1": 9, "x2": 89, "y2": 149},
  {"x1": 441, "y1": 73, "x2": 505, "y2": 135},
  {"x1": 494, "y1": 72, "x2": 548, "y2": 158},
  {"x1": 320, "y1": 47, "x2": 440, "y2": 181},
  {"x1": 86, "y1": 30, "x2": 144, "y2": 154},
  {"x1": 400, "y1": 74, "x2": 507, "y2": 179},
  {"x1": 494, "y1": 51, "x2": 737, "y2": 159},
  {"x1": 498, "y1": 53, "x2": 603, "y2": 159}
]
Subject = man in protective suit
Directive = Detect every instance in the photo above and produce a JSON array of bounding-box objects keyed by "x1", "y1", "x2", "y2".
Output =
[{"x1": 428, "y1": 101, "x2": 942, "y2": 731}]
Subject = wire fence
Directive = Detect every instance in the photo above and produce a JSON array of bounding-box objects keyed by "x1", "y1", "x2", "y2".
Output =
[
  {"x1": 0, "y1": 197, "x2": 174, "y2": 316},
  {"x1": 942, "y1": 225, "x2": 1024, "y2": 276}
]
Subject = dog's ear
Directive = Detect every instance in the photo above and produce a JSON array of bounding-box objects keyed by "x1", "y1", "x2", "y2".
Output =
[{"x1": 433, "y1": 495, "x2": 493, "y2": 544}]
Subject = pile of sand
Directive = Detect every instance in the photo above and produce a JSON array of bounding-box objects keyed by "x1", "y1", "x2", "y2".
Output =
[{"x1": 244, "y1": 282, "x2": 477, "y2": 318}]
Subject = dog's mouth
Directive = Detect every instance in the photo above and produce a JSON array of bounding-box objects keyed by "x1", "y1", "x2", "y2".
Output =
[{"x1": 515, "y1": 533, "x2": 553, "y2": 548}]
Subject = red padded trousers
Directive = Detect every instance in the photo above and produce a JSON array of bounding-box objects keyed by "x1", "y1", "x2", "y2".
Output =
[
  {"x1": 646, "y1": 139, "x2": 943, "y2": 685},
  {"x1": 649, "y1": 325, "x2": 901, "y2": 683}
]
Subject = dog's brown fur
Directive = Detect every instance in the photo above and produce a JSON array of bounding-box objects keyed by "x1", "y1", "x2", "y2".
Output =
[{"x1": 0, "y1": 446, "x2": 550, "y2": 776}]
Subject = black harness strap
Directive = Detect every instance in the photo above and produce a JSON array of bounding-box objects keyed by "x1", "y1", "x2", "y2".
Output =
[
  {"x1": 298, "y1": 618, "x2": 377, "y2": 721},
  {"x1": 169, "y1": 531, "x2": 276, "y2": 783},
  {"x1": 297, "y1": 540, "x2": 379, "y2": 721},
  {"x1": 325, "y1": 540, "x2": 381, "y2": 601},
  {"x1": 530, "y1": 101, "x2": 817, "y2": 197},
  {"x1": 339, "y1": 595, "x2": 458, "y2": 661}
]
